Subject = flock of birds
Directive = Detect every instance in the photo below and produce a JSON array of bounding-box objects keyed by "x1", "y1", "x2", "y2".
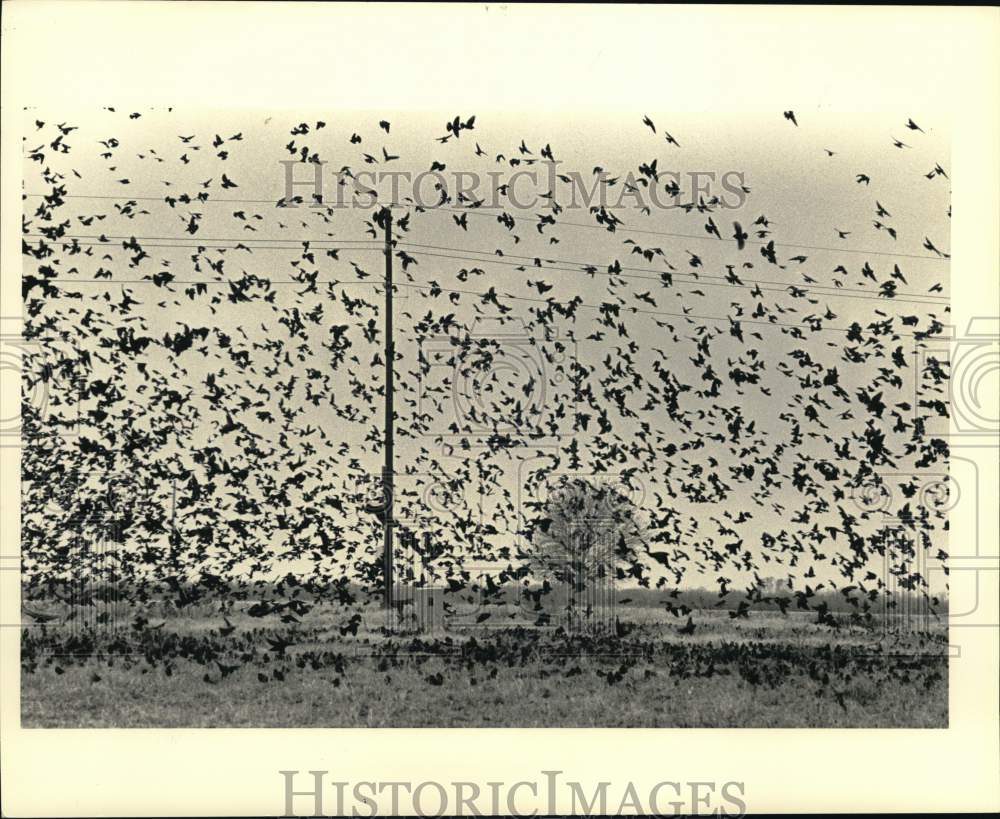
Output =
[
  {"x1": 20, "y1": 108, "x2": 952, "y2": 649},
  {"x1": 20, "y1": 610, "x2": 946, "y2": 715}
]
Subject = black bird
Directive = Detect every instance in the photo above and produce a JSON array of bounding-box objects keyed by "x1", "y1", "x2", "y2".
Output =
[{"x1": 732, "y1": 222, "x2": 748, "y2": 250}]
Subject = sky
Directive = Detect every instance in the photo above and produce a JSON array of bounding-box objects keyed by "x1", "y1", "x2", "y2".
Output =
[{"x1": 20, "y1": 108, "x2": 953, "y2": 597}]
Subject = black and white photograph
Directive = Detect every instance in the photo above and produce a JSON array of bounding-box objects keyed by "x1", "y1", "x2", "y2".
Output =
[
  {"x1": 16, "y1": 103, "x2": 959, "y2": 728},
  {"x1": 2, "y1": 3, "x2": 998, "y2": 817}
]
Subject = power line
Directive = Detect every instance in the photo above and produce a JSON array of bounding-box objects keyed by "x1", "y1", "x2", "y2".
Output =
[
  {"x1": 24, "y1": 241, "x2": 948, "y2": 309},
  {"x1": 25, "y1": 246, "x2": 934, "y2": 338},
  {"x1": 44, "y1": 278, "x2": 388, "y2": 286},
  {"x1": 24, "y1": 192, "x2": 289, "y2": 204},
  {"x1": 395, "y1": 247, "x2": 948, "y2": 308},
  {"x1": 22, "y1": 234, "x2": 949, "y2": 306},
  {"x1": 36, "y1": 268, "x2": 929, "y2": 340},
  {"x1": 391, "y1": 238, "x2": 948, "y2": 304},
  {"x1": 23, "y1": 233, "x2": 380, "y2": 245},
  {"x1": 385, "y1": 200, "x2": 952, "y2": 263},
  {"x1": 23, "y1": 190, "x2": 951, "y2": 262},
  {"x1": 26, "y1": 237, "x2": 948, "y2": 307},
  {"x1": 386, "y1": 279, "x2": 931, "y2": 340}
]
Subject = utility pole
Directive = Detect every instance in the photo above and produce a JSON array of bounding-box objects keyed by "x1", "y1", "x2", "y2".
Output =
[
  {"x1": 382, "y1": 209, "x2": 394, "y2": 611},
  {"x1": 170, "y1": 477, "x2": 177, "y2": 565}
]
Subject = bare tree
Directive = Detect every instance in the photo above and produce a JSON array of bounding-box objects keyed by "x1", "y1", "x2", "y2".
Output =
[{"x1": 528, "y1": 477, "x2": 648, "y2": 630}]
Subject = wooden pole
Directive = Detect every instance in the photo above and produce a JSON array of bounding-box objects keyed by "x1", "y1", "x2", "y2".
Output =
[
  {"x1": 382, "y1": 210, "x2": 394, "y2": 611},
  {"x1": 170, "y1": 476, "x2": 177, "y2": 571}
]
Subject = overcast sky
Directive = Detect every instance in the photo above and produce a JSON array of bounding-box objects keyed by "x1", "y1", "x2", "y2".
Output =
[{"x1": 21, "y1": 108, "x2": 952, "y2": 595}]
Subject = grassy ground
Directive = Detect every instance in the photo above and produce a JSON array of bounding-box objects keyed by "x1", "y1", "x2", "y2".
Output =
[{"x1": 20, "y1": 602, "x2": 948, "y2": 728}]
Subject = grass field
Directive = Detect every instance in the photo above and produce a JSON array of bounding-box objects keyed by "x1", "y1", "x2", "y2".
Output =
[{"x1": 20, "y1": 597, "x2": 948, "y2": 728}]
